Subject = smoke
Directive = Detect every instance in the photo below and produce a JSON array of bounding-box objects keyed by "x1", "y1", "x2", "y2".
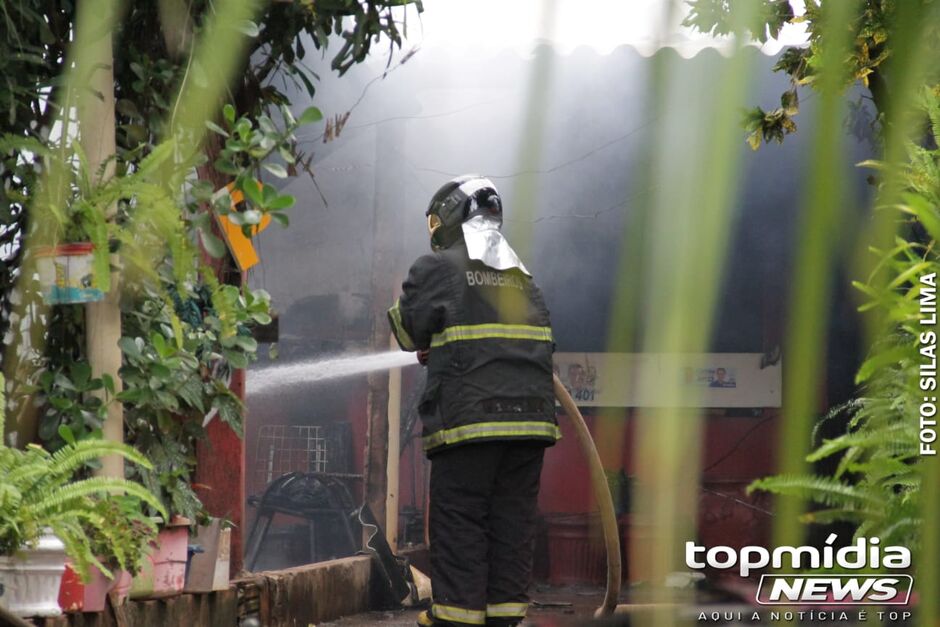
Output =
[{"x1": 241, "y1": 23, "x2": 878, "y2": 569}]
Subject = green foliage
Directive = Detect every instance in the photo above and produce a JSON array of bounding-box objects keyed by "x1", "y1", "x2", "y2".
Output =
[
  {"x1": 749, "y1": 88, "x2": 940, "y2": 554},
  {"x1": 2, "y1": 0, "x2": 421, "y2": 354},
  {"x1": 2, "y1": 0, "x2": 420, "y2": 533},
  {"x1": 86, "y1": 496, "x2": 158, "y2": 577},
  {"x1": 202, "y1": 106, "x2": 313, "y2": 236},
  {"x1": 10, "y1": 116, "x2": 276, "y2": 518},
  {"x1": 0, "y1": 437, "x2": 165, "y2": 582},
  {"x1": 684, "y1": 0, "x2": 940, "y2": 148},
  {"x1": 117, "y1": 266, "x2": 271, "y2": 519},
  {"x1": 34, "y1": 361, "x2": 109, "y2": 454},
  {"x1": 684, "y1": 0, "x2": 794, "y2": 43}
]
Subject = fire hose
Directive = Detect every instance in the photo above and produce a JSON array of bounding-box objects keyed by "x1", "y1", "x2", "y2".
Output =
[{"x1": 553, "y1": 374, "x2": 621, "y2": 617}]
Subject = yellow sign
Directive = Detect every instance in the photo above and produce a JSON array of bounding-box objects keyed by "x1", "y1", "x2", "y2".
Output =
[{"x1": 214, "y1": 183, "x2": 272, "y2": 271}]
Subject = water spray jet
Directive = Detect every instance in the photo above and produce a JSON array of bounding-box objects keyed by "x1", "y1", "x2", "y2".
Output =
[
  {"x1": 247, "y1": 350, "x2": 417, "y2": 395},
  {"x1": 247, "y1": 352, "x2": 621, "y2": 615}
]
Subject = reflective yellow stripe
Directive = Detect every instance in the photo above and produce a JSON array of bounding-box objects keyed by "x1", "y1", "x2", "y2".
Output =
[
  {"x1": 430, "y1": 323, "x2": 553, "y2": 348},
  {"x1": 486, "y1": 602, "x2": 529, "y2": 618},
  {"x1": 387, "y1": 300, "x2": 416, "y2": 351},
  {"x1": 432, "y1": 603, "x2": 486, "y2": 625},
  {"x1": 423, "y1": 421, "x2": 561, "y2": 450}
]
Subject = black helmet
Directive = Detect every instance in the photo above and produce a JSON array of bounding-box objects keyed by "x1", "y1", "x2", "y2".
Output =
[{"x1": 426, "y1": 175, "x2": 502, "y2": 250}]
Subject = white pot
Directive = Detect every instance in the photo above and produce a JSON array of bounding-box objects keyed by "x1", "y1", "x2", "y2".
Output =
[{"x1": 0, "y1": 532, "x2": 67, "y2": 617}]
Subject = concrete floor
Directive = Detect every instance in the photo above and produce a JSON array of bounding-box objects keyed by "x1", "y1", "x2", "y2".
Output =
[{"x1": 320, "y1": 585, "x2": 607, "y2": 626}]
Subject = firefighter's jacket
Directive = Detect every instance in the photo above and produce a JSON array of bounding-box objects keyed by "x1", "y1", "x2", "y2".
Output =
[{"x1": 388, "y1": 241, "x2": 560, "y2": 455}]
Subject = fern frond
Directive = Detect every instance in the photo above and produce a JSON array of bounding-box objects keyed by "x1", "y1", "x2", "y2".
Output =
[
  {"x1": 32, "y1": 477, "x2": 167, "y2": 520},
  {"x1": 799, "y1": 508, "x2": 872, "y2": 525},
  {"x1": 879, "y1": 517, "x2": 920, "y2": 548},
  {"x1": 809, "y1": 422, "x2": 919, "y2": 464},
  {"x1": 52, "y1": 519, "x2": 113, "y2": 582},
  {"x1": 47, "y1": 439, "x2": 153, "y2": 480},
  {"x1": 748, "y1": 474, "x2": 882, "y2": 509}
]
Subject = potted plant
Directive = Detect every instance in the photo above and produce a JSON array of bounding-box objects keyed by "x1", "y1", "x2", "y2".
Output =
[
  {"x1": 0, "y1": 373, "x2": 166, "y2": 618},
  {"x1": 35, "y1": 243, "x2": 106, "y2": 305},
  {"x1": 129, "y1": 514, "x2": 191, "y2": 599},
  {"x1": 57, "y1": 496, "x2": 157, "y2": 612}
]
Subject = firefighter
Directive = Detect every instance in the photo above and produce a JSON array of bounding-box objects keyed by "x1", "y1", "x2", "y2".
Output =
[{"x1": 388, "y1": 175, "x2": 560, "y2": 627}]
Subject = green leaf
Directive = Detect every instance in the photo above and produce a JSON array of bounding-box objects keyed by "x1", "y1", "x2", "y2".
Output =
[
  {"x1": 200, "y1": 231, "x2": 227, "y2": 259},
  {"x1": 278, "y1": 146, "x2": 297, "y2": 164},
  {"x1": 49, "y1": 397, "x2": 73, "y2": 411},
  {"x1": 297, "y1": 106, "x2": 323, "y2": 126},
  {"x1": 241, "y1": 178, "x2": 264, "y2": 207},
  {"x1": 233, "y1": 336, "x2": 257, "y2": 352},
  {"x1": 262, "y1": 184, "x2": 277, "y2": 205},
  {"x1": 149, "y1": 363, "x2": 172, "y2": 380},
  {"x1": 223, "y1": 104, "x2": 236, "y2": 125},
  {"x1": 71, "y1": 362, "x2": 91, "y2": 388},
  {"x1": 118, "y1": 337, "x2": 142, "y2": 360},
  {"x1": 205, "y1": 120, "x2": 229, "y2": 137},
  {"x1": 213, "y1": 158, "x2": 239, "y2": 175},
  {"x1": 241, "y1": 209, "x2": 262, "y2": 225},
  {"x1": 54, "y1": 373, "x2": 77, "y2": 392},
  {"x1": 264, "y1": 163, "x2": 288, "y2": 179},
  {"x1": 58, "y1": 425, "x2": 76, "y2": 446},
  {"x1": 39, "y1": 414, "x2": 62, "y2": 440},
  {"x1": 115, "y1": 99, "x2": 142, "y2": 120},
  {"x1": 214, "y1": 396, "x2": 244, "y2": 438},
  {"x1": 151, "y1": 332, "x2": 168, "y2": 358},
  {"x1": 222, "y1": 349, "x2": 249, "y2": 369},
  {"x1": 780, "y1": 89, "x2": 799, "y2": 116},
  {"x1": 268, "y1": 195, "x2": 295, "y2": 211},
  {"x1": 101, "y1": 374, "x2": 115, "y2": 396},
  {"x1": 116, "y1": 388, "x2": 145, "y2": 404},
  {"x1": 855, "y1": 346, "x2": 915, "y2": 384},
  {"x1": 178, "y1": 378, "x2": 206, "y2": 412},
  {"x1": 226, "y1": 210, "x2": 248, "y2": 226},
  {"x1": 237, "y1": 20, "x2": 260, "y2": 37}
]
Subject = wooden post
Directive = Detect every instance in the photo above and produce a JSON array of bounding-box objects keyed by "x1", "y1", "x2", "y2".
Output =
[
  {"x1": 193, "y1": 133, "x2": 248, "y2": 575},
  {"x1": 364, "y1": 119, "x2": 406, "y2": 533},
  {"x1": 386, "y1": 333, "x2": 402, "y2": 551},
  {"x1": 79, "y1": 17, "x2": 123, "y2": 478}
]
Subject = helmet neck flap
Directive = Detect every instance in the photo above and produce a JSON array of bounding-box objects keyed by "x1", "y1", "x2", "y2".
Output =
[{"x1": 425, "y1": 175, "x2": 530, "y2": 275}]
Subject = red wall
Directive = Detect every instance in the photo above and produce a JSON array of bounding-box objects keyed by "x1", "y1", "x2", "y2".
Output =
[{"x1": 537, "y1": 408, "x2": 779, "y2": 549}]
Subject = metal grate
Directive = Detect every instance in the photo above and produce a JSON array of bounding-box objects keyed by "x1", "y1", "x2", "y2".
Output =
[{"x1": 254, "y1": 425, "x2": 328, "y2": 492}]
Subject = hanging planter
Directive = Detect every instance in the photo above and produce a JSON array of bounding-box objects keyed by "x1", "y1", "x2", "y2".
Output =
[
  {"x1": 35, "y1": 243, "x2": 106, "y2": 304},
  {"x1": 0, "y1": 531, "x2": 68, "y2": 617}
]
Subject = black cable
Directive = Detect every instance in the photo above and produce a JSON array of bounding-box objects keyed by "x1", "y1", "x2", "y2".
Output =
[
  {"x1": 700, "y1": 486, "x2": 773, "y2": 517},
  {"x1": 702, "y1": 415, "x2": 774, "y2": 473}
]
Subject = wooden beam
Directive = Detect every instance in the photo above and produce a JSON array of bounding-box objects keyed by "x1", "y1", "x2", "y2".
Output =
[
  {"x1": 363, "y1": 119, "x2": 407, "y2": 536},
  {"x1": 78, "y1": 13, "x2": 122, "y2": 479}
]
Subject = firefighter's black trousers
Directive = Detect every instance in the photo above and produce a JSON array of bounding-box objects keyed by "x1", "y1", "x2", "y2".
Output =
[{"x1": 428, "y1": 441, "x2": 546, "y2": 626}]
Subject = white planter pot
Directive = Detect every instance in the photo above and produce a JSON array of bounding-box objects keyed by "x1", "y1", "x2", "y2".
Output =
[{"x1": 0, "y1": 532, "x2": 67, "y2": 617}]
